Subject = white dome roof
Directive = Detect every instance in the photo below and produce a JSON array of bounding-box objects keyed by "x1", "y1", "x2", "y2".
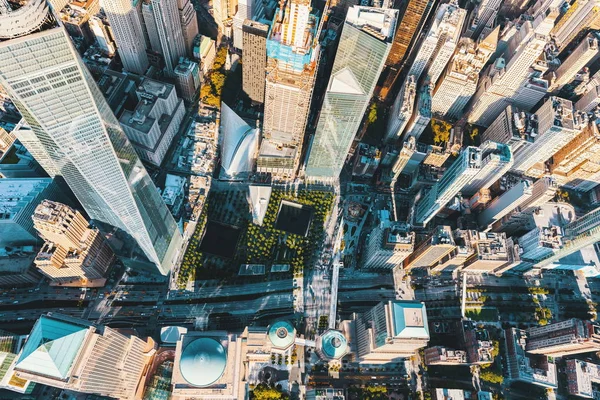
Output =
[{"x1": 220, "y1": 102, "x2": 258, "y2": 178}]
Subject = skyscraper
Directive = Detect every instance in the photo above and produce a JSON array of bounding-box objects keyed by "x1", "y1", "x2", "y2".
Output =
[
  {"x1": 14, "y1": 313, "x2": 155, "y2": 399},
  {"x1": 551, "y1": 0, "x2": 600, "y2": 50},
  {"x1": 305, "y1": 6, "x2": 397, "y2": 181},
  {"x1": 547, "y1": 122, "x2": 600, "y2": 192},
  {"x1": 242, "y1": 19, "x2": 268, "y2": 104},
  {"x1": 32, "y1": 200, "x2": 115, "y2": 285},
  {"x1": 526, "y1": 319, "x2": 600, "y2": 357},
  {"x1": 385, "y1": 75, "x2": 416, "y2": 143},
  {"x1": 431, "y1": 28, "x2": 498, "y2": 119},
  {"x1": 414, "y1": 142, "x2": 512, "y2": 225},
  {"x1": 257, "y1": 0, "x2": 319, "y2": 179},
  {"x1": 354, "y1": 300, "x2": 430, "y2": 363},
  {"x1": 142, "y1": 0, "x2": 187, "y2": 76},
  {"x1": 464, "y1": 0, "x2": 502, "y2": 40},
  {"x1": 101, "y1": 0, "x2": 150, "y2": 74},
  {"x1": 468, "y1": 1, "x2": 558, "y2": 126},
  {"x1": 233, "y1": 0, "x2": 262, "y2": 50},
  {"x1": 406, "y1": 0, "x2": 466, "y2": 85},
  {"x1": 510, "y1": 98, "x2": 585, "y2": 175},
  {"x1": 0, "y1": 0, "x2": 182, "y2": 275},
  {"x1": 548, "y1": 32, "x2": 600, "y2": 92},
  {"x1": 178, "y1": 0, "x2": 199, "y2": 56},
  {"x1": 379, "y1": 0, "x2": 430, "y2": 100},
  {"x1": 213, "y1": 0, "x2": 238, "y2": 28}
]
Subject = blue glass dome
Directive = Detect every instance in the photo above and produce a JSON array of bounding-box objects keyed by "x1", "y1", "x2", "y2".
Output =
[
  {"x1": 268, "y1": 321, "x2": 295, "y2": 349},
  {"x1": 320, "y1": 330, "x2": 348, "y2": 359},
  {"x1": 180, "y1": 337, "x2": 227, "y2": 387}
]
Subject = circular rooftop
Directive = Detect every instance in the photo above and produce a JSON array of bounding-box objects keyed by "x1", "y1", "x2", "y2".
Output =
[
  {"x1": 268, "y1": 321, "x2": 295, "y2": 349},
  {"x1": 179, "y1": 338, "x2": 227, "y2": 387},
  {"x1": 320, "y1": 330, "x2": 348, "y2": 359}
]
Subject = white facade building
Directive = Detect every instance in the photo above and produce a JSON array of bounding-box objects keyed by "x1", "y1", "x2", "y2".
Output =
[
  {"x1": 0, "y1": 3, "x2": 182, "y2": 275},
  {"x1": 102, "y1": 0, "x2": 149, "y2": 74},
  {"x1": 142, "y1": 0, "x2": 187, "y2": 76}
]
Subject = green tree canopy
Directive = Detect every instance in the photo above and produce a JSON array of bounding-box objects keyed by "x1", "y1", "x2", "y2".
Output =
[{"x1": 251, "y1": 384, "x2": 288, "y2": 400}]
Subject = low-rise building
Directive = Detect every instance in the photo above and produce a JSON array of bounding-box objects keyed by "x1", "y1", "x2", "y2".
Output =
[
  {"x1": 424, "y1": 346, "x2": 468, "y2": 365},
  {"x1": 505, "y1": 328, "x2": 557, "y2": 388},
  {"x1": 566, "y1": 359, "x2": 600, "y2": 398}
]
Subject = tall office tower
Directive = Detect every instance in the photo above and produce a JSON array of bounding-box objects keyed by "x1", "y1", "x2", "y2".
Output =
[
  {"x1": 354, "y1": 300, "x2": 430, "y2": 363},
  {"x1": 478, "y1": 179, "x2": 534, "y2": 227},
  {"x1": 233, "y1": 0, "x2": 262, "y2": 50},
  {"x1": 178, "y1": 0, "x2": 198, "y2": 56},
  {"x1": 549, "y1": 33, "x2": 600, "y2": 92},
  {"x1": 379, "y1": 0, "x2": 430, "y2": 100},
  {"x1": 525, "y1": 319, "x2": 600, "y2": 357},
  {"x1": 242, "y1": 19, "x2": 269, "y2": 104},
  {"x1": 0, "y1": 2, "x2": 183, "y2": 275},
  {"x1": 548, "y1": 122, "x2": 600, "y2": 192},
  {"x1": 89, "y1": 16, "x2": 116, "y2": 56},
  {"x1": 385, "y1": 75, "x2": 416, "y2": 143},
  {"x1": 404, "y1": 226, "x2": 456, "y2": 269},
  {"x1": 32, "y1": 200, "x2": 114, "y2": 285},
  {"x1": 258, "y1": 0, "x2": 318, "y2": 179},
  {"x1": 174, "y1": 58, "x2": 201, "y2": 103},
  {"x1": 576, "y1": 85, "x2": 600, "y2": 112},
  {"x1": 518, "y1": 223, "x2": 564, "y2": 262},
  {"x1": 141, "y1": 0, "x2": 187, "y2": 76},
  {"x1": 120, "y1": 77, "x2": 185, "y2": 166},
  {"x1": 533, "y1": 205, "x2": 600, "y2": 267},
  {"x1": 551, "y1": 0, "x2": 600, "y2": 50},
  {"x1": 511, "y1": 98, "x2": 586, "y2": 175},
  {"x1": 404, "y1": 84, "x2": 431, "y2": 140},
  {"x1": 460, "y1": 231, "x2": 518, "y2": 273},
  {"x1": 102, "y1": 0, "x2": 149, "y2": 74},
  {"x1": 464, "y1": 0, "x2": 502, "y2": 40},
  {"x1": 213, "y1": 0, "x2": 238, "y2": 28},
  {"x1": 0, "y1": 178, "x2": 63, "y2": 247},
  {"x1": 363, "y1": 222, "x2": 415, "y2": 270},
  {"x1": 431, "y1": 28, "x2": 499, "y2": 120},
  {"x1": 14, "y1": 313, "x2": 155, "y2": 399},
  {"x1": 467, "y1": 3, "x2": 558, "y2": 127},
  {"x1": 414, "y1": 143, "x2": 512, "y2": 225},
  {"x1": 490, "y1": 177, "x2": 558, "y2": 233},
  {"x1": 406, "y1": 0, "x2": 466, "y2": 85},
  {"x1": 305, "y1": 6, "x2": 397, "y2": 181}
]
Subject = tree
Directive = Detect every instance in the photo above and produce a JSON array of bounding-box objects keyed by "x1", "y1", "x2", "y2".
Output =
[
  {"x1": 367, "y1": 103, "x2": 378, "y2": 125},
  {"x1": 251, "y1": 384, "x2": 288, "y2": 400},
  {"x1": 431, "y1": 119, "x2": 451, "y2": 144},
  {"x1": 480, "y1": 369, "x2": 504, "y2": 385}
]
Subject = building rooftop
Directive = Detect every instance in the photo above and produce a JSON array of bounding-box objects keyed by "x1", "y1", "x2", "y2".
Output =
[
  {"x1": 318, "y1": 330, "x2": 348, "y2": 360},
  {"x1": 268, "y1": 321, "x2": 295, "y2": 349},
  {"x1": 259, "y1": 140, "x2": 297, "y2": 158},
  {"x1": 390, "y1": 301, "x2": 430, "y2": 339},
  {"x1": 345, "y1": 6, "x2": 397, "y2": 42},
  {"x1": 174, "y1": 58, "x2": 198, "y2": 77},
  {"x1": 16, "y1": 314, "x2": 89, "y2": 380},
  {"x1": 179, "y1": 337, "x2": 227, "y2": 387},
  {"x1": 0, "y1": 0, "x2": 58, "y2": 41},
  {"x1": 0, "y1": 178, "x2": 53, "y2": 220}
]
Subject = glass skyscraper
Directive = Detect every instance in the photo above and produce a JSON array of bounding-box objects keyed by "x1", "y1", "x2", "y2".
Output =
[
  {"x1": 0, "y1": 0, "x2": 182, "y2": 275},
  {"x1": 305, "y1": 6, "x2": 397, "y2": 181}
]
